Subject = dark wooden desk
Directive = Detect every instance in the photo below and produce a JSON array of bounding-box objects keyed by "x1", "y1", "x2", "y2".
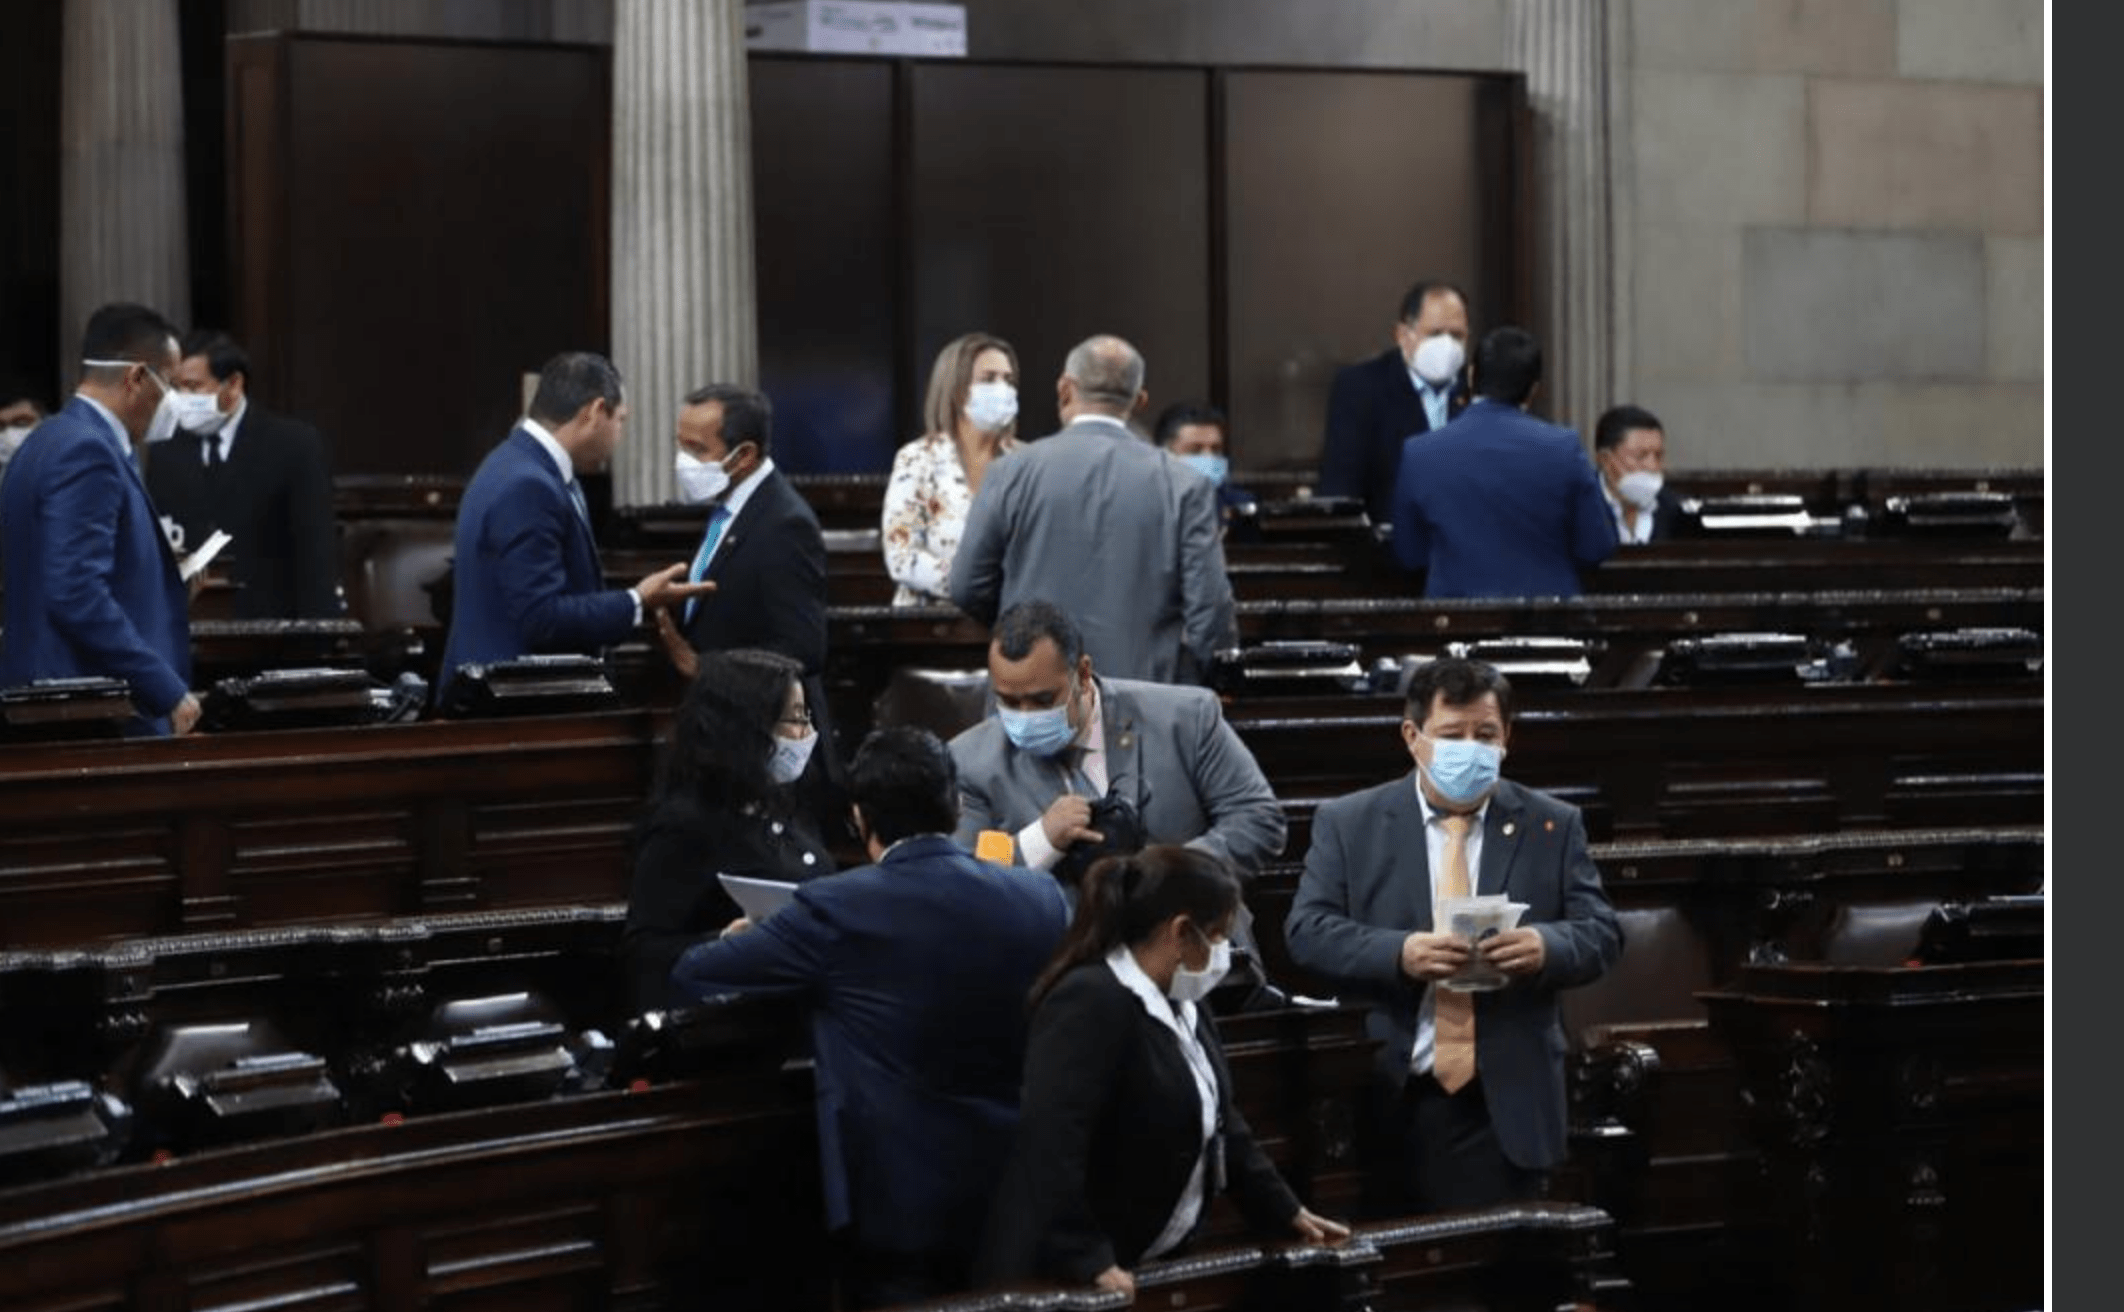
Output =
[{"x1": 1701, "y1": 959, "x2": 2044, "y2": 1312}]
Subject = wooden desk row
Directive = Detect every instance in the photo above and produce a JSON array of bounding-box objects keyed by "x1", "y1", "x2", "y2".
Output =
[
  {"x1": 0, "y1": 902, "x2": 2039, "y2": 1312},
  {"x1": 0, "y1": 672, "x2": 2042, "y2": 955}
]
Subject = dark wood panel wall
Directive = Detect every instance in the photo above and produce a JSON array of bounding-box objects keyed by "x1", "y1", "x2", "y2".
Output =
[
  {"x1": 223, "y1": 36, "x2": 1524, "y2": 480},
  {"x1": 225, "y1": 33, "x2": 611, "y2": 480}
]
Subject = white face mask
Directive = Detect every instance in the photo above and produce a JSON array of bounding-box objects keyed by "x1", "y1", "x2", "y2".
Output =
[
  {"x1": 1167, "y1": 928, "x2": 1233, "y2": 1005},
  {"x1": 1616, "y1": 469, "x2": 1664, "y2": 511},
  {"x1": 964, "y1": 380, "x2": 1018, "y2": 434},
  {"x1": 171, "y1": 391, "x2": 228, "y2": 434},
  {"x1": 675, "y1": 450, "x2": 732, "y2": 505},
  {"x1": 0, "y1": 424, "x2": 32, "y2": 458},
  {"x1": 769, "y1": 729, "x2": 818, "y2": 785},
  {"x1": 1410, "y1": 333, "x2": 1465, "y2": 388},
  {"x1": 85, "y1": 358, "x2": 181, "y2": 445}
]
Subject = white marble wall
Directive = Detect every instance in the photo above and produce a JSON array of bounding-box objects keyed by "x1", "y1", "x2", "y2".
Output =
[{"x1": 1617, "y1": 0, "x2": 2044, "y2": 467}]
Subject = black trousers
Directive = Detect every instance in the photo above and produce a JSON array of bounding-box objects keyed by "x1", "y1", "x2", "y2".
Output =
[{"x1": 1363, "y1": 1073, "x2": 1547, "y2": 1217}]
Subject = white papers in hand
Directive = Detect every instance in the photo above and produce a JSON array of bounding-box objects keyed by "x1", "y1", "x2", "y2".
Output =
[
  {"x1": 1437, "y1": 896, "x2": 1530, "y2": 992},
  {"x1": 179, "y1": 528, "x2": 233, "y2": 583},
  {"x1": 718, "y1": 872, "x2": 798, "y2": 924}
]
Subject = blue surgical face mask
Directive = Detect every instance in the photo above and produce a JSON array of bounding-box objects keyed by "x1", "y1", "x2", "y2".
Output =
[
  {"x1": 998, "y1": 677, "x2": 1078, "y2": 757},
  {"x1": 1180, "y1": 452, "x2": 1229, "y2": 487},
  {"x1": 1418, "y1": 732, "x2": 1503, "y2": 806}
]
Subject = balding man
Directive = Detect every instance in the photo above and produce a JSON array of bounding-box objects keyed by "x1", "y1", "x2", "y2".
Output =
[{"x1": 950, "y1": 335, "x2": 1236, "y2": 685}]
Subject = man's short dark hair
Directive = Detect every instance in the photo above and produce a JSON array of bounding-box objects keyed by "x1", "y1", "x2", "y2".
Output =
[
  {"x1": 1152, "y1": 401, "x2": 1226, "y2": 448},
  {"x1": 683, "y1": 383, "x2": 773, "y2": 456},
  {"x1": 1398, "y1": 279, "x2": 1470, "y2": 325},
  {"x1": 1594, "y1": 404, "x2": 1663, "y2": 453},
  {"x1": 1404, "y1": 656, "x2": 1514, "y2": 729},
  {"x1": 528, "y1": 351, "x2": 624, "y2": 427},
  {"x1": 79, "y1": 303, "x2": 178, "y2": 374},
  {"x1": 992, "y1": 599, "x2": 1084, "y2": 668},
  {"x1": 849, "y1": 726, "x2": 960, "y2": 847},
  {"x1": 1472, "y1": 326, "x2": 1543, "y2": 407},
  {"x1": 180, "y1": 330, "x2": 252, "y2": 386}
]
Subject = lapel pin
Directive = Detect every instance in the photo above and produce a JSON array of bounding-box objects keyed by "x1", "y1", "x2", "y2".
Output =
[
  {"x1": 1544, "y1": 819, "x2": 1555, "y2": 832},
  {"x1": 1502, "y1": 822, "x2": 1516, "y2": 837},
  {"x1": 1118, "y1": 734, "x2": 1133, "y2": 749}
]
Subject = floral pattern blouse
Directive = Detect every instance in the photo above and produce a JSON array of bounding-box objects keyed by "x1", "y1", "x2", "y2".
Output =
[{"x1": 881, "y1": 430, "x2": 1021, "y2": 607}]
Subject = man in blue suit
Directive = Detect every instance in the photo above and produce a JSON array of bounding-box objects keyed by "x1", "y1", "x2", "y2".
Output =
[
  {"x1": 436, "y1": 351, "x2": 710, "y2": 705},
  {"x1": 1284, "y1": 656, "x2": 1621, "y2": 1215},
  {"x1": 1389, "y1": 326, "x2": 1620, "y2": 598},
  {"x1": 0, "y1": 302, "x2": 200, "y2": 736},
  {"x1": 670, "y1": 726, "x2": 1071, "y2": 1309}
]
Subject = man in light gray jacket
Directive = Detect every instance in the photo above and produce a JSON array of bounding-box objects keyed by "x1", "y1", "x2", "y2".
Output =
[
  {"x1": 947, "y1": 599, "x2": 1284, "y2": 884},
  {"x1": 949, "y1": 334, "x2": 1236, "y2": 686}
]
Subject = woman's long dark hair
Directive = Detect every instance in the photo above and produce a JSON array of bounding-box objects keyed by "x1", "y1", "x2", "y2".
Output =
[
  {"x1": 650, "y1": 647, "x2": 802, "y2": 818},
  {"x1": 1027, "y1": 844, "x2": 1242, "y2": 1010}
]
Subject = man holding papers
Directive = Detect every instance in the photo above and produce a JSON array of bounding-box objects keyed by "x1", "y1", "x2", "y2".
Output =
[
  {"x1": 0, "y1": 303, "x2": 200, "y2": 736},
  {"x1": 1282, "y1": 656, "x2": 1621, "y2": 1215},
  {"x1": 669, "y1": 727, "x2": 1068, "y2": 1310}
]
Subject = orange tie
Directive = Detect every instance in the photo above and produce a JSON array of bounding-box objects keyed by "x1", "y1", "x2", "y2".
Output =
[{"x1": 1433, "y1": 812, "x2": 1476, "y2": 1093}]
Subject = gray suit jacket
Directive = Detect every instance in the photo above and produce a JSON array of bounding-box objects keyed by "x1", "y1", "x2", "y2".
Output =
[
  {"x1": 947, "y1": 677, "x2": 1285, "y2": 877},
  {"x1": 1282, "y1": 774, "x2": 1622, "y2": 1171},
  {"x1": 949, "y1": 416, "x2": 1237, "y2": 684}
]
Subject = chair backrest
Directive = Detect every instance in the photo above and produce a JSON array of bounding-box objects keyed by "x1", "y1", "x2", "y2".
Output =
[{"x1": 871, "y1": 666, "x2": 991, "y2": 742}]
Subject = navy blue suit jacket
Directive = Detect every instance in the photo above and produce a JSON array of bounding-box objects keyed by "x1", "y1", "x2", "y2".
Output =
[
  {"x1": 1390, "y1": 399, "x2": 1620, "y2": 598},
  {"x1": 0, "y1": 397, "x2": 190, "y2": 734},
  {"x1": 437, "y1": 427, "x2": 636, "y2": 700},
  {"x1": 1283, "y1": 775, "x2": 1622, "y2": 1172},
  {"x1": 669, "y1": 834, "x2": 1070, "y2": 1257},
  {"x1": 1317, "y1": 347, "x2": 1467, "y2": 525}
]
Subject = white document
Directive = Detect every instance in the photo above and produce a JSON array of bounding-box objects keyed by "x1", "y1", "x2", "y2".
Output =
[
  {"x1": 718, "y1": 872, "x2": 799, "y2": 924},
  {"x1": 179, "y1": 528, "x2": 233, "y2": 583},
  {"x1": 1437, "y1": 896, "x2": 1530, "y2": 992}
]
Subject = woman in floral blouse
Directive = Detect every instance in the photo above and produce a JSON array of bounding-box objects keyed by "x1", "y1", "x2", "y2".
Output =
[{"x1": 881, "y1": 332, "x2": 1022, "y2": 607}]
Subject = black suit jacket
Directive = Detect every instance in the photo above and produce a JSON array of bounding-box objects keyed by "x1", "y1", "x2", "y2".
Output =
[
  {"x1": 619, "y1": 793, "x2": 838, "y2": 1015},
  {"x1": 976, "y1": 962, "x2": 1299, "y2": 1286},
  {"x1": 1317, "y1": 348, "x2": 1468, "y2": 526},
  {"x1": 1647, "y1": 486, "x2": 1687, "y2": 542},
  {"x1": 678, "y1": 467, "x2": 828, "y2": 674},
  {"x1": 147, "y1": 407, "x2": 342, "y2": 619},
  {"x1": 680, "y1": 468, "x2": 842, "y2": 791}
]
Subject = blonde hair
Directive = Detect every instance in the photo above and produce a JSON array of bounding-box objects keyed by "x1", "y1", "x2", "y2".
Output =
[{"x1": 922, "y1": 332, "x2": 1019, "y2": 441}]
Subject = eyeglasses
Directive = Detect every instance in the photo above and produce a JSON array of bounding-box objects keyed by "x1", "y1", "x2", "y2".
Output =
[{"x1": 778, "y1": 709, "x2": 815, "y2": 729}]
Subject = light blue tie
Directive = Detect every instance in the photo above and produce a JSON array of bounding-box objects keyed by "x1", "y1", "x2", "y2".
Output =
[
  {"x1": 684, "y1": 506, "x2": 731, "y2": 625},
  {"x1": 566, "y1": 478, "x2": 591, "y2": 526}
]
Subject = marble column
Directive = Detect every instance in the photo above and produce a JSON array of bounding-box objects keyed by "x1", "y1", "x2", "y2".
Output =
[
  {"x1": 1508, "y1": 0, "x2": 1624, "y2": 438},
  {"x1": 59, "y1": 0, "x2": 191, "y2": 367},
  {"x1": 609, "y1": 0, "x2": 758, "y2": 508}
]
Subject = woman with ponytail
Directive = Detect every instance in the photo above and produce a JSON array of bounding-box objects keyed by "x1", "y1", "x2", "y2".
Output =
[{"x1": 975, "y1": 845, "x2": 1348, "y2": 1299}]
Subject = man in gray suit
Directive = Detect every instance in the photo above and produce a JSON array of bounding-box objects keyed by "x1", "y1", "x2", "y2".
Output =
[
  {"x1": 947, "y1": 599, "x2": 1283, "y2": 884},
  {"x1": 949, "y1": 335, "x2": 1236, "y2": 685},
  {"x1": 1283, "y1": 656, "x2": 1621, "y2": 1215}
]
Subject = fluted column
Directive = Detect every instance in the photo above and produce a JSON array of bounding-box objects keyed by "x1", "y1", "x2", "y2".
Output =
[
  {"x1": 610, "y1": 0, "x2": 758, "y2": 508},
  {"x1": 59, "y1": 0, "x2": 191, "y2": 365},
  {"x1": 1508, "y1": 0, "x2": 1621, "y2": 437}
]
